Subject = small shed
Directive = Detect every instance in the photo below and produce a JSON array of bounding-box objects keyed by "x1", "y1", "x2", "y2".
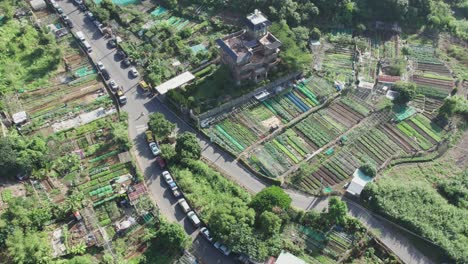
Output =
[
  {"x1": 30, "y1": 0, "x2": 46, "y2": 10},
  {"x1": 346, "y1": 169, "x2": 373, "y2": 196},
  {"x1": 275, "y1": 251, "x2": 306, "y2": 264},
  {"x1": 12, "y1": 111, "x2": 27, "y2": 124}
]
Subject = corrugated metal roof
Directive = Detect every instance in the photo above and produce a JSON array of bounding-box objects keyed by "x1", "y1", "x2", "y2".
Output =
[{"x1": 155, "y1": 71, "x2": 195, "y2": 95}]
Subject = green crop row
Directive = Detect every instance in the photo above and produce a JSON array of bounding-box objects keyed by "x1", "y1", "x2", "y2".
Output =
[
  {"x1": 410, "y1": 117, "x2": 442, "y2": 142},
  {"x1": 273, "y1": 139, "x2": 300, "y2": 163},
  {"x1": 397, "y1": 122, "x2": 432, "y2": 150}
]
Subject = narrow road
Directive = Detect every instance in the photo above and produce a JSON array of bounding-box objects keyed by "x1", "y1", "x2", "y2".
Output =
[{"x1": 58, "y1": 2, "x2": 436, "y2": 264}]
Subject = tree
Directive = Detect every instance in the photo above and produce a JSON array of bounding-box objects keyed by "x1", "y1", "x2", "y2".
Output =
[
  {"x1": 326, "y1": 197, "x2": 348, "y2": 226},
  {"x1": 5, "y1": 228, "x2": 51, "y2": 264},
  {"x1": 360, "y1": 163, "x2": 376, "y2": 177},
  {"x1": 250, "y1": 186, "x2": 292, "y2": 213},
  {"x1": 0, "y1": 137, "x2": 19, "y2": 176},
  {"x1": 110, "y1": 122, "x2": 131, "y2": 150},
  {"x1": 155, "y1": 222, "x2": 190, "y2": 252},
  {"x1": 259, "y1": 211, "x2": 282, "y2": 237},
  {"x1": 160, "y1": 144, "x2": 176, "y2": 164},
  {"x1": 393, "y1": 81, "x2": 417, "y2": 104},
  {"x1": 438, "y1": 96, "x2": 468, "y2": 118},
  {"x1": 175, "y1": 132, "x2": 201, "y2": 160},
  {"x1": 148, "y1": 113, "x2": 176, "y2": 141}
]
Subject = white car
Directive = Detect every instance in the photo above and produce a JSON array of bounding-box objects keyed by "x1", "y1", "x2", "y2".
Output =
[
  {"x1": 97, "y1": 61, "x2": 105, "y2": 71},
  {"x1": 187, "y1": 211, "x2": 201, "y2": 227},
  {"x1": 214, "y1": 242, "x2": 231, "y2": 256},
  {"x1": 149, "y1": 142, "x2": 160, "y2": 156},
  {"x1": 109, "y1": 80, "x2": 118, "y2": 91},
  {"x1": 162, "y1": 171, "x2": 174, "y2": 185},
  {"x1": 129, "y1": 67, "x2": 139, "y2": 77},
  {"x1": 200, "y1": 227, "x2": 213, "y2": 242}
]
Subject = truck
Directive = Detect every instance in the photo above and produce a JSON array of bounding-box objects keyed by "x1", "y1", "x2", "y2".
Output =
[{"x1": 116, "y1": 88, "x2": 127, "y2": 105}]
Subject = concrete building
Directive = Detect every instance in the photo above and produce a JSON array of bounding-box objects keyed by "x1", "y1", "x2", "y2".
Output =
[{"x1": 216, "y1": 9, "x2": 281, "y2": 85}]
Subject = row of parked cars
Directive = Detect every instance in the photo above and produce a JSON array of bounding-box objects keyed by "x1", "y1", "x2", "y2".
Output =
[{"x1": 149, "y1": 140, "x2": 232, "y2": 256}]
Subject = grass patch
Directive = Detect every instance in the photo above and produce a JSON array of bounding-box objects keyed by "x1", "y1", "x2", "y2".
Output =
[
  {"x1": 1, "y1": 189, "x2": 13, "y2": 203},
  {"x1": 0, "y1": 19, "x2": 62, "y2": 94}
]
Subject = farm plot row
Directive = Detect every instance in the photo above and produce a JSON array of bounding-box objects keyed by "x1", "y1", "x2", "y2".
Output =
[
  {"x1": 412, "y1": 74, "x2": 454, "y2": 99},
  {"x1": 322, "y1": 45, "x2": 355, "y2": 83},
  {"x1": 248, "y1": 99, "x2": 368, "y2": 178},
  {"x1": 407, "y1": 45, "x2": 441, "y2": 65},
  {"x1": 395, "y1": 114, "x2": 443, "y2": 150},
  {"x1": 297, "y1": 128, "x2": 403, "y2": 193},
  {"x1": 209, "y1": 77, "x2": 334, "y2": 155},
  {"x1": 298, "y1": 225, "x2": 355, "y2": 261}
]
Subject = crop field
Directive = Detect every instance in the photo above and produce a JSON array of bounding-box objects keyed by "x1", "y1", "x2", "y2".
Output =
[
  {"x1": 375, "y1": 37, "x2": 399, "y2": 59},
  {"x1": 284, "y1": 224, "x2": 356, "y2": 262},
  {"x1": 395, "y1": 114, "x2": 444, "y2": 150},
  {"x1": 321, "y1": 45, "x2": 355, "y2": 83},
  {"x1": 208, "y1": 76, "x2": 336, "y2": 155},
  {"x1": 408, "y1": 45, "x2": 454, "y2": 99},
  {"x1": 358, "y1": 55, "x2": 377, "y2": 83},
  {"x1": 247, "y1": 98, "x2": 368, "y2": 178},
  {"x1": 296, "y1": 127, "x2": 403, "y2": 193},
  {"x1": 3, "y1": 28, "x2": 113, "y2": 136}
]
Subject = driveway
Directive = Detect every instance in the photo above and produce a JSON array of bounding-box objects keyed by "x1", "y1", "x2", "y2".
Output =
[{"x1": 57, "y1": 2, "x2": 435, "y2": 264}]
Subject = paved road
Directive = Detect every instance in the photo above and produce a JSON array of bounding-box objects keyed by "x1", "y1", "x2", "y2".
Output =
[
  {"x1": 58, "y1": 2, "x2": 233, "y2": 263},
  {"x1": 58, "y1": 2, "x2": 436, "y2": 264}
]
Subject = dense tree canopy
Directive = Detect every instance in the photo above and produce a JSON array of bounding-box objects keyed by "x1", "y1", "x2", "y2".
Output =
[
  {"x1": 5, "y1": 228, "x2": 51, "y2": 264},
  {"x1": 393, "y1": 81, "x2": 417, "y2": 104},
  {"x1": 154, "y1": 222, "x2": 190, "y2": 252},
  {"x1": 148, "y1": 113, "x2": 176, "y2": 141},
  {"x1": 175, "y1": 132, "x2": 201, "y2": 160},
  {"x1": 0, "y1": 135, "x2": 48, "y2": 177},
  {"x1": 250, "y1": 186, "x2": 292, "y2": 213},
  {"x1": 438, "y1": 95, "x2": 468, "y2": 118}
]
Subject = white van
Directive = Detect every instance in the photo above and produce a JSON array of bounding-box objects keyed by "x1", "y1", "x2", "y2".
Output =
[
  {"x1": 82, "y1": 40, "x2": 92, "y2": 53},
  {"x1": 76, "y1": 31, "x2": 85, "y2": 42},
  {"x1": 178, "y1": 198, "x2": 191, "y2": 213}
]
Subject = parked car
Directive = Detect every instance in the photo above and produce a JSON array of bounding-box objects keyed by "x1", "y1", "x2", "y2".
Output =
[
  {"x1": 214, "y1": 242, "x2": 231, "y2": 256},
  {"x1": 178, "y1": 198, "x2": 191, "y2": 213},
  {"x1": 56, "y1": 7, "x2": 64, "y2": 14},
  {"x1": 156, "y1": 156, "x2": 166, "y2": 169},
  {"x1": 200, "y1": 227, "x2": 213, "y2": 242},
  {"x1": 85, "y1": 11, "x2": 95, "y2": 20},
  {"x1": 116, "y1": 89, "x2": 127, "y2": 105},
  {"x1": 74, "y1": 0, "x2": 83, "y2": 5},
  {"x1": 122, "y1": 58, "x2": 131, "y2": 68},
  {"x1": 162, "y1": 171, "x2": 174, "y2": 185},
  {"x1": 97, "y1": 61, "x2": 105, "y2": 71},
  {"x1": 149, "y1": 142, "x2": 160, "y2": 156},
  {"x1": 76, "y1": 31, "x2": 85, "y2": 42},
  {"x1": 145, "y1": 130, "x2": 154, "y2": 143},
  {"x1": 78, "y1": 4, "x2": 87, "y2": 11},
  {"x1": 171, "y1": 185, "x2": 181, "y2": 198},
  {"x1": 116, "y1": 50, "x2": 126, "y2": 60},
  {"x1": 101, "y1": 69, "x2": 110, "y2": 80},
  {"x1": 129, "y1": 67, "x2": 139, "y2": 77},
  {"x1": 107, "y1": 39, "x2": 117, "y2": 49},
  {"x1": 64, "y1": 19, "x2": 73, "y2": 28},
  {"x1": 187, "y1": 211, "x2": 201, "y2": 227},
  {"x1": 108, "y1": 80, "x2": 118, "y2": 91}
]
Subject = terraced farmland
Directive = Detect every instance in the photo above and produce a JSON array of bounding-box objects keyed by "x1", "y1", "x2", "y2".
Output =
[
  {"x1": 208, "y1": 76, "x2": 337, "y2": 155},
  {"x1": 322, "y1": 45, "x2": 355, "y2": 83},
  {"x1": 296, "y1": 128, "x2": 404, "y2": 193},
  {"x1": 248, "y1": 98, "x2": 369, "y2": 178},
  {"x1": 408, "y1": 45, "x2": 454, "y2": 99}
]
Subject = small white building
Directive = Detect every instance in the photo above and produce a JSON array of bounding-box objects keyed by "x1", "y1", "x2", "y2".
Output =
[
  {"x1": 12, "y1": 111, "x2": 27, "y2": 124},
  {"x1": 346, "y1": 169, "x2": 374, "y2": 196},
  {"x1": 275, "y1": 251, "x2": 306, "y2": 264},
  {"x1": 30, "y1": 0, "x2": 47, "y2": 10}
]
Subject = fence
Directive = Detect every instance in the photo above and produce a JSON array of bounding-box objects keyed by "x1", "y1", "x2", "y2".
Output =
[{"x1": 192, "y1": 71, "x2": 302, "y2": 127}]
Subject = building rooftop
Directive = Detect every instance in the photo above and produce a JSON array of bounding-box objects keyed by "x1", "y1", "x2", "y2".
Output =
[
  {"x1": 276, "y1": 251, "x2": 306, "y2": 264},
  {"x1": 245, "y1": 9, "x2": 272, "y2": 30}
]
